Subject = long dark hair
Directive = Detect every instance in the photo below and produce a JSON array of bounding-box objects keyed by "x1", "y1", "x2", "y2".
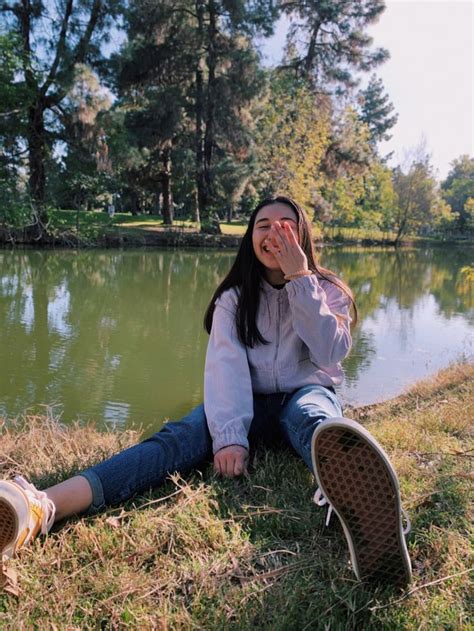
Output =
[{"x1": 203, "y1": 196, "x2": 357, "y2": 347}]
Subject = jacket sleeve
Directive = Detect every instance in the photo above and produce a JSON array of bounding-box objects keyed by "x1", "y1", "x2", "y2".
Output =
[
  {"x1": 204, "y1": 292, "x2": 254, "y2": 454},
  {"x1": 285, "y1": 274, "x2": 352, "y2": 368}
]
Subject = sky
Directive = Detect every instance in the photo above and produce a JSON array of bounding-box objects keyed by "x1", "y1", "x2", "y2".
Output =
[{"x1": 259, "y1": 1, "x2": 473, "y2": 181}]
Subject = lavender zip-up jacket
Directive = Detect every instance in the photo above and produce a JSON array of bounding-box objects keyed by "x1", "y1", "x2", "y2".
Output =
[{"x1": 204, "y1": 274, "x2": 352, "y2": 454}]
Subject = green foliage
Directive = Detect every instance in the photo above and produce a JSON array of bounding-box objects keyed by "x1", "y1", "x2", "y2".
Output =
[
  {"x1": 0, "y1": 192, "x2": 33, "y2": 229},
  {"x1": 317, "y1": 107, "x2": 374, "y2": 224},
  {"x1": 0, "y1": 33, "x2": 30, "y2": 188},
  {"x1": 1, "y1": 0, "x2": 123, "y2": 231},
  {"x1": 358, "y1": 74, "x2": 398, "y2": 147},
  {"x1": 358, "y1": 162, "x2": 397, "y2": 231},
  {"x1": 392, "y1": 156, "x2": 438, "y2": 241},
  {"x1": 0, "y1": 0, "x2": 465, "y2": 242},
  {"x1": 281, "y1": 0, "x2": 389, "y2": 91},
  {"x1": 255, "y1": 74, "x2": 330, "y2": 210},
  {"x1": 441, "y1": 155, "x2": 474, "y2": 233}
]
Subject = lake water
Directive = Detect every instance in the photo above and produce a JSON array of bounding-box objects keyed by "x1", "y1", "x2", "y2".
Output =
[{"x1": 0, "y1": 247, "x2": 472, "y2": 433}]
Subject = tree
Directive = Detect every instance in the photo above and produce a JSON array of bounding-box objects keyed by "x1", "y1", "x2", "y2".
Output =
[
  {"x1": 317, "y1": 107, "x2": 373, "y2": 225},
  {"x1": 115, "y1": 0, "x2": 274, "y2": 226},
  {"x1": 255, "y1": 74, "x2": 330, "y2": 211},
  {"x1": 114, "y1": 0, "x2": 203, "y2": 224},
  {"x1": 392, "y1": 158, "x2": 437, "y2": 243},
  {"x1": 280, "y1": 0, "x2": 389, "y2": 92},
  {"x1": 354, "y1": 162, "x2": 396, "y2": 232},
  {"x1": 194, "y1": 0, "x2": 275, "y2": 227},
  {"x1": 1, "y1": 0, "x2": 122, "y2": 237},
  {"x1": 0, "y1": 32, "x2": 30, "y2": 224},
  {"x1": 52, "y1": 64, "x2": 113, "y2": 211},
  {"x1": 441, "y1": 155, "x2": 474, "y2": 233},
  {"x1": 358, "y1": 74, "x2": 398, "y2": 147}
]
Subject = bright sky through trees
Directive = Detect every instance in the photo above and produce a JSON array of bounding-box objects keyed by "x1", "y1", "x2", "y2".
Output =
[{"x1": 260, "y1": 1, "x2": 473, "y2": 180}]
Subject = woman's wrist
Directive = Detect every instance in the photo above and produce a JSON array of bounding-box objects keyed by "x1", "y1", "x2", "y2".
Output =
[{"x1": 284, "y1": 270, "x2": 313, "y2": 281}]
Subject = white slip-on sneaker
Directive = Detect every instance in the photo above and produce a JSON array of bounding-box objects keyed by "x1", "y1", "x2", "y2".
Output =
[
  {"x1": 0, "y1": 476, "x2": 56, "y2": 560},
  {"x1": 311, "y1": 417, "x2": 412, "y2": 586}
]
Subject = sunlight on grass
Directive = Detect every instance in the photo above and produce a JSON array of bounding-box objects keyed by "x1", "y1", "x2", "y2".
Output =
[
  {"x1": 0, "y1": 364, "x2": 472, "y2": 629},
  {"x1": 47, "y1": 210, "x2": 441, "y2": 245}
]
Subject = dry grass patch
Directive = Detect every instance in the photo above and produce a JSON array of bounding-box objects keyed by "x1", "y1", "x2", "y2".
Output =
[{"x1": 0, "y1": 363, "x2": 473, "y2": 629}]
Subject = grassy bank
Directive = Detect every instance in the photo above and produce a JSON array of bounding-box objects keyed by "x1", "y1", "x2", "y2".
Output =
[
  {"x1": 0, "y1": 364, "x2": 473, "y2": 629},
  {"x1": 1, "y1": 209, "x2": 468, "y2": 248}
]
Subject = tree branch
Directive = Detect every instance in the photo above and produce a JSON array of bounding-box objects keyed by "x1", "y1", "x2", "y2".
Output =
[
  {"x1": 45, "y1": 0, "x2": 102, "y2": 108},
  {"x1": 73, "y1": 0, "x2": 102, "y2": 66},
  {"x1": 0, "y1": 3, "x2": 16, "y2": 13},
  {"x1": 41, "y1": 0, "x2": 74, "y2": 97}
]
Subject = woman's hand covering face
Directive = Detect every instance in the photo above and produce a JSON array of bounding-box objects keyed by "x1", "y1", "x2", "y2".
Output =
[{"x1": 265, "y1": 221, "x2": 308, "y2": 277}]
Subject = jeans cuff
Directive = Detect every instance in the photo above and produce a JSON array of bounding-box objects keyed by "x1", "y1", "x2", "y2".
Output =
[{"x1": 78, "y1": 470, "x2": 106, "y2": 515}]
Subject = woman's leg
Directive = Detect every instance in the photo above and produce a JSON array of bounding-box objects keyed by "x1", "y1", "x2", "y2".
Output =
[
  {"x1": 278, "y1": 385, "x2": 412, "y2": 585},
  {"x1": 278, "y1": 385, "x2": 343, "y2": 471},
  {"x1": 45, "y1": 404, "x2": 212, "y2": 522},
  {"x1": 0, "y1": 405, "x2": 212, "y2": 559},
  {"x1": 51, "y1": 394, "x2": 279, "y2": 520},
  {"x1": 46, "y1": 476, "x2": 93, "y2": 521}
]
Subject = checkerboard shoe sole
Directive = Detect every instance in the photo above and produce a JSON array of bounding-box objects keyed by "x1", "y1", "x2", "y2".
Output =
[
  {"x1": 311, "y1": 417, "x2": 412, "y2": 586},
  {"x1": 0, "y1": 478, "x2": 55, "y2": 560}
]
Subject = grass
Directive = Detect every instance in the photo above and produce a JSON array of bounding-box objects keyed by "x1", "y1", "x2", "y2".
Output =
[
  {"x1": 1, "y1": 364, "x2": 473, "y2": 629},
  {"x1": 46, "y1": 210, "x2": 400, "y2": 243},
  {"x1": 5, "y1": 209, "x2": 467, "y2": 246}
]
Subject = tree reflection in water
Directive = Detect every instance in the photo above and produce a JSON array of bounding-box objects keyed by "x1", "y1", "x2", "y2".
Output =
[{"x1": 0, "y1": 247, "x2": 472, "y2": 429}]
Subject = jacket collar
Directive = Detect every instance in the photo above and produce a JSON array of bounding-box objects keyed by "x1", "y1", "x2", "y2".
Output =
[{"x1": 261, "y1": 277, "x2": 287, "y2": 295}]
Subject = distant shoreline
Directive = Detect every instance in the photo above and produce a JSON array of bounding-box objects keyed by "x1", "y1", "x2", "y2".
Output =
[{"x1": 0, "y1": 226, "x2": 469, "y2": 249}]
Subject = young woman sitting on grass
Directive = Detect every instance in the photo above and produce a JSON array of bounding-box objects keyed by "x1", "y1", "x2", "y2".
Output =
[{"x1": 0, "y1": 196, "x2": 412, "y2": 585}]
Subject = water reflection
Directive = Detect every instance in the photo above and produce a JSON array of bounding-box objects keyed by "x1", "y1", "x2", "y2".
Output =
[{"x1": 0, "y1": 247, "x2": 472, "y2": 431}]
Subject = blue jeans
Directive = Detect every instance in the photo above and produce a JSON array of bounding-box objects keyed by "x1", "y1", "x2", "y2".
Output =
[{"x1": 79, "y1": 385, "x2": 343, "y2": 513}]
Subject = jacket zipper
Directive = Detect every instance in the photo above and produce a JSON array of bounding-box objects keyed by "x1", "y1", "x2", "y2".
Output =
[{"x1": 273, "y1": 293, "x2": 281, "y2": 391}]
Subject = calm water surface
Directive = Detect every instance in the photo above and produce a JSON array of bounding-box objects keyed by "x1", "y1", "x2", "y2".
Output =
[{"x1": 0, "y1": 247, "x2": 472, "y2": 433}]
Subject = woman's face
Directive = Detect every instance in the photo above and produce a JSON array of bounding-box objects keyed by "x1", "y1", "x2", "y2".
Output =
[{"x1": 252, "y1": 202, "x2": 299, "y2": 274}]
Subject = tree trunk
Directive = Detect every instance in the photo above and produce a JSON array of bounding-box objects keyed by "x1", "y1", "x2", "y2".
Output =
[
  {"x1": 303, "y1": 21, "x2": 320, "y2": 80},
  {"x1": 395, "y1": 210, "x2": 408, "y2": 245},
  {"x1": 26, "y1": 100, "x2": 48, "y2": 238},
  {"x1": 195, "y1": 0, "x2": 206, "y2": 221},
  {"x1": 28, "y1": 101, "x2": 46, "y2": 206},
  {"x1": 161, "y1": 140, "x2": 173, "y2": 225},
  {"x1": 203, "y1": 0, "x2": 217, "y2": 215},
  {"x1": 19, "y1": 1, "x2": 48, "y2": 238}
]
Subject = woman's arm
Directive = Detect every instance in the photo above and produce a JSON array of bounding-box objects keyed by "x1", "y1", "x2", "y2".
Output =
[
  {"x1": 285, "y1": 275, "x2": 352, "y2": 367},
  {"x1": 266, "y1": 220, "x2": 352, "y2": 368},
  {"x1": 204, "y1": 295, "x2": 254, "y2": 459}
]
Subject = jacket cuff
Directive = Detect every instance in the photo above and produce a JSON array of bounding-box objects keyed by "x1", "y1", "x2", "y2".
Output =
[
  {"x1": 212, "y1": 431, "x2": 249, "y2": 455},
  {"x1": 285, "y1": 273, "x2": 321, "y2": 295}
]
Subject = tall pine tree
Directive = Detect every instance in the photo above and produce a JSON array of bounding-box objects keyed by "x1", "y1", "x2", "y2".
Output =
[
  {"x1": 280, "y1": 0, "x2": 389, "y2": 93},
  {"x1": 358, "y1": 74, "x2": 398, "y2": 147}
]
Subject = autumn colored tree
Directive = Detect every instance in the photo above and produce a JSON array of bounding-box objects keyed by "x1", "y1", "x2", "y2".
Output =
[{"x1": 255, "y1": 75, "x2": 330, "y2": 210}]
